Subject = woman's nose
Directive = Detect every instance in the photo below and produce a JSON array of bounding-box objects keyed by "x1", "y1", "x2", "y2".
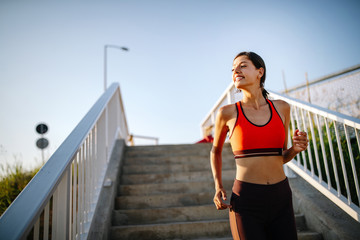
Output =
[{"x1": 234, "y1": 66, "x2": 242, "y2": 73}]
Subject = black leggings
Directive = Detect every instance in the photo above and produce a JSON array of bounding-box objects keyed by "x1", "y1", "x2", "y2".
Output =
[{"x1": 229, "y1": 178, "x2": 298, "y2": 240}]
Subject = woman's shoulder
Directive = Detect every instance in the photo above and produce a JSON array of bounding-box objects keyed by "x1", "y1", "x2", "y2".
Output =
[
  {"x1": 217, "y1": 103, "x2": 237, "y2": 120},
  {"x1": 271, "y1": 99, "x2": 290, "y2": 113}
]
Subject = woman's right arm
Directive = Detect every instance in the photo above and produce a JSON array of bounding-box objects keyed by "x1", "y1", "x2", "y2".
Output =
[{"x1": 210, "y1": 106, "x2": 232, "y2": 210}]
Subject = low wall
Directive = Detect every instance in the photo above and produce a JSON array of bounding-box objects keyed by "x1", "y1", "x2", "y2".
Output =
[
  {"x1": 289, "y1": 175, "x2": 360, "y2": 240},
  {"x1": 88, "y1": 139, "x2": 126, "y2": 240}
]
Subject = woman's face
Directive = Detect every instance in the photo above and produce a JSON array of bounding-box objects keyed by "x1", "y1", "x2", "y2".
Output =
[{"x1": 232, "y1": 55, "x2": 263, "y2": 90}]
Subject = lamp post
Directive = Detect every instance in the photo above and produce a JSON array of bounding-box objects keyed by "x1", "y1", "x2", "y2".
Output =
[{"x1": 104, "y1": 44, "x2": 129, "y2": 91}]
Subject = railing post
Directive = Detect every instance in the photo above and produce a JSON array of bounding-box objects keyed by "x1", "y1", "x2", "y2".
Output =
[
  {"x1": 68, "y1": 157, "x2": 73, "y2": 240},
  {"x1": 72, "y1": 156, "x2": 78, "y2": 239},
  {"x1": 308, "y1": 111, "x2": 322, "y2": 181},
  {"x1": 44, "y1": 202, "x2": 50, "y2": 240},
  {"x1": 52, "y1": 169, "x2": 70, "y2": 239},
  {"x1": 325, "y1": 119, "x2": 341, "y2": 195},
  {"x1": 315, "y1": 115, "x2": 331, "y2": 189},
  {"x1": 301, "y1": 108, "x2": 315, "y2": 175},
  {"x1": 33, "y1": 218, "x2": 40, "y2": 239},
  {"x1": 105, "y1": 106, "x2": 109, "y2": 162},
  {"x1": 344, "y1": 125, "x2": 360, "y2": 202},
  {"x1": 333, "y1": 122, "x2": 351, "y2": 204}
]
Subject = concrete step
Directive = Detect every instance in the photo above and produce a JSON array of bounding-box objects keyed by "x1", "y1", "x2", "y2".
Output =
[
  {"x1": 115, "y1": 192, "x2": 214, "y2": 209},
  {"x1": 115, "y1": 192, "x2": 307, "y2": 230},
  {"x1": 178, "y1": 232, "x2": 322, "y2": 240},
  {"x1": 125, "y1": 143, "x2": 224, "y2": 155},
  {"x1": 124, "y1": 143, "x2": 233, "y2": 159},
  {"x1": 110, "y1": 219, "x2": 321, "y2": 240},
  {"x1": 295, "y1": 214, "x2": 307, "y2": 231},
  {"x1": 118, "y1": 180, "x2": 234, "y2": 196},
  {"x1": 192, "y1": 238, "x2": 232, "y2": 240},
  {"x1": 112, "y1": 204, "x2": 228, "y2": 225},
  {"x1": 297, "y1": 231, "x2": 323, "y2": 240},
  {"x1": 121, "y1": 169, "x2": 235, "y2": 185},
  {"x1": 122, "y1": 161, "x2": 235, "y2": 174},
  {"x1": 110, "y1": 219, "x2": 231, "y2": 240},
  {"x1": 123, "y1": 153, "x2": 234, "y2": 166},
  {"x1": 125, "y1": 147, "x2": 213, "y2": 158},
  {"x1": 113, "y1": 204, "x2": 308, "y2": 227},
  {"x1": 125, "y1": 143, "x2": 213, "y2": 152},
  {"x1": 122, "y1": 157, "x2": 236, "y2": 174},
  {"x1": 111, "y1": 143, "x2": 322, "y2": 240}
]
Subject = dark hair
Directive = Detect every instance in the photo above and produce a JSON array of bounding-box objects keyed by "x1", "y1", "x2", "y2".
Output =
[{"x1": 233, "y1": 51, "x2": 269, "y2": 99}]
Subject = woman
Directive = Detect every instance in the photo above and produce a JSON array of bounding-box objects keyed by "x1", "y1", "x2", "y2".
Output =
[{"x1": 210, "y1": 51, "x2": 309, "y2": 240}]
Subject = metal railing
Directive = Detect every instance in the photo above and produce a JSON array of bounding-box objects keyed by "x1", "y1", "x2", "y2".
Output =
[
  {"x1": 128, "y1": 134, "x2": 159, "y2": 146},
  {"x1": 0, "y1": 83, "x2": 129, "y2": 239},
  {"x1": 201, "y1": 82, "x2": 360, "y2": 222}
]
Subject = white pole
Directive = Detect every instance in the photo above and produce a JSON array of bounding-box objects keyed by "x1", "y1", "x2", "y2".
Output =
[
  {"x1": 104, "y1": 46, "x2": 107, "y2": 92},
  {"x1": 104, "y1": 45, "x2": 129, "y2": 92}
]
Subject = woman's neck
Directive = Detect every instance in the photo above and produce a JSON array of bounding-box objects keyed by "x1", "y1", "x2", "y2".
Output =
[{"x1": 241, "y1": 89, "x2": 266, "y2": 110}]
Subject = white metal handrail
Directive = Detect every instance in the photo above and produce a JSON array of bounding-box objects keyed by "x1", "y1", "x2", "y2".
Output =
[
  {"x1": 0, "y1": 83, "x2": 129, "y2": 239},
  {"x1": 128, "y1": 134, "x2": 159, "y2": 146},
  {"x1": 201, "y1": 82, "x2": 360, "y2": 222}
]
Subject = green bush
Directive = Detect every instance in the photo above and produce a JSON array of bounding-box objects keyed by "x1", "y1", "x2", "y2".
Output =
[
  {"x1": 290, "y1": 114, "x2": 360, "y2": 206},
  {"x1": 0, "y1": 162, "x2": 41, "y2": 216}
]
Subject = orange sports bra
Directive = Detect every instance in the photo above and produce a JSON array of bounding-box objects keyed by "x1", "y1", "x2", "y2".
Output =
[{"x1": 229, "y1": 99, "x2": 285, "y2": 159}]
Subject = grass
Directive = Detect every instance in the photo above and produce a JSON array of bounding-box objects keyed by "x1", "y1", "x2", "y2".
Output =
[{"x1": 0, "y1": 162, "x2": 41, "y2": 216}]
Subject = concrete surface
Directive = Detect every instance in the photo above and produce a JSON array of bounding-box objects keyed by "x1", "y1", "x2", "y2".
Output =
[
  {"x1": 88, "y1": 139, "x2": 126, "y2": 240},
  {"x1": 109, "y1": 143, "x2": 322, "y2": 239},
  {"x1": 290, "y1": 175, "x2": 360, "y2": 240},
  {"x1": 88, "y1": 141, "x2": 360, "y2": 240}
]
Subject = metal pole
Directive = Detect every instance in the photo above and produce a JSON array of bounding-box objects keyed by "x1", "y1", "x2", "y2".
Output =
[
  {"x1": 41, "y1": 148, "x2": 44, "y2": 164},
  {"x1": 305, "y1": 72, "x2": 311, "y2": 103},
  {"x1": 103, "y1": 45, "x2": 129, "y2": 92},
  {"x1": 104, "y1": 46, "x2": 107, "y2": 92}
]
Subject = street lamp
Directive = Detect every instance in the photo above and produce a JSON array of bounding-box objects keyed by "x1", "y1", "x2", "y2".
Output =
[{"x1": 104, "y1": 44, "x2": 129, "y2": 91}]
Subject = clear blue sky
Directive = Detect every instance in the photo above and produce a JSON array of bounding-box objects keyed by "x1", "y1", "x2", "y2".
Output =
[{"x1": 1, "y1": 0, "x2": 359, "y2": 170}]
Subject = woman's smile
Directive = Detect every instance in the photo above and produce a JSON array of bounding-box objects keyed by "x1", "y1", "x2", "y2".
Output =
[{"x1": 234, "y1": 75, "x2": 244, "y2": 82}]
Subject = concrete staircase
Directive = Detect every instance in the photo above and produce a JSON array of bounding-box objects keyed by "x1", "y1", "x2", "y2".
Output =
[{"x1": 110, "y1": 143, "x2": 322, "y2": 240}]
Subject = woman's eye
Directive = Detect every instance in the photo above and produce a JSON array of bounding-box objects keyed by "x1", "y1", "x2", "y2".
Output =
[{"x1": 232, "y1": 65, "x2": 246, "y2": 72}]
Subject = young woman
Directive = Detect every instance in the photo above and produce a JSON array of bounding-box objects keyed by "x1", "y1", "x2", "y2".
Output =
[{"x1": 210, "y1": 52, "x2": 309, "y2": 240}]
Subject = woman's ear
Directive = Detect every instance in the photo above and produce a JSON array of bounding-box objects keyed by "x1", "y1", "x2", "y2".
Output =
[{"x1": 258, "y1": 67, "x2": 264, "y2": 78}]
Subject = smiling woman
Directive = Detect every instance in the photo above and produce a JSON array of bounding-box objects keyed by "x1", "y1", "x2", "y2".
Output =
[
  {"x1": 210, "y1": 51, "x2": 309, "y2": 240},
  {"x1": 232, "y1": 52, "x2": 268, "y2": 99}
]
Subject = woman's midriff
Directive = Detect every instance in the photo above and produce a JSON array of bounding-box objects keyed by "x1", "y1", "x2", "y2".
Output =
[{"x1": 235, "y1": 155, "x2": 286, "y2": 185}]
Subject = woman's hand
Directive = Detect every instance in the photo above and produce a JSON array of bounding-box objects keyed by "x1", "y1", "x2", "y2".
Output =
[
  {"x1": 292, "y1": 129, "x2": 309, "y2": 153},
  {"x1": 213, "y1": 188, "x2": 232, "y2": 210}
]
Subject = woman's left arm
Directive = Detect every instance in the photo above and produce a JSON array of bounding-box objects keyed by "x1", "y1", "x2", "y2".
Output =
[{"x1": 278, "y1": 100, "x2": 309, "y2": 164}]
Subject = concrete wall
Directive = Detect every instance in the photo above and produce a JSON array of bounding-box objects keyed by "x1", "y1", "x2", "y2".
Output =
[{"x1": 286, "y1": 70, "x2": 360, "y2": 118}]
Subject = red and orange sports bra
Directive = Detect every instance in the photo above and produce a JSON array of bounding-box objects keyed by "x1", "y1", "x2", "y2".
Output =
[{"x1": 229, "y1": 99, "x2": 285, "y2": 159}]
